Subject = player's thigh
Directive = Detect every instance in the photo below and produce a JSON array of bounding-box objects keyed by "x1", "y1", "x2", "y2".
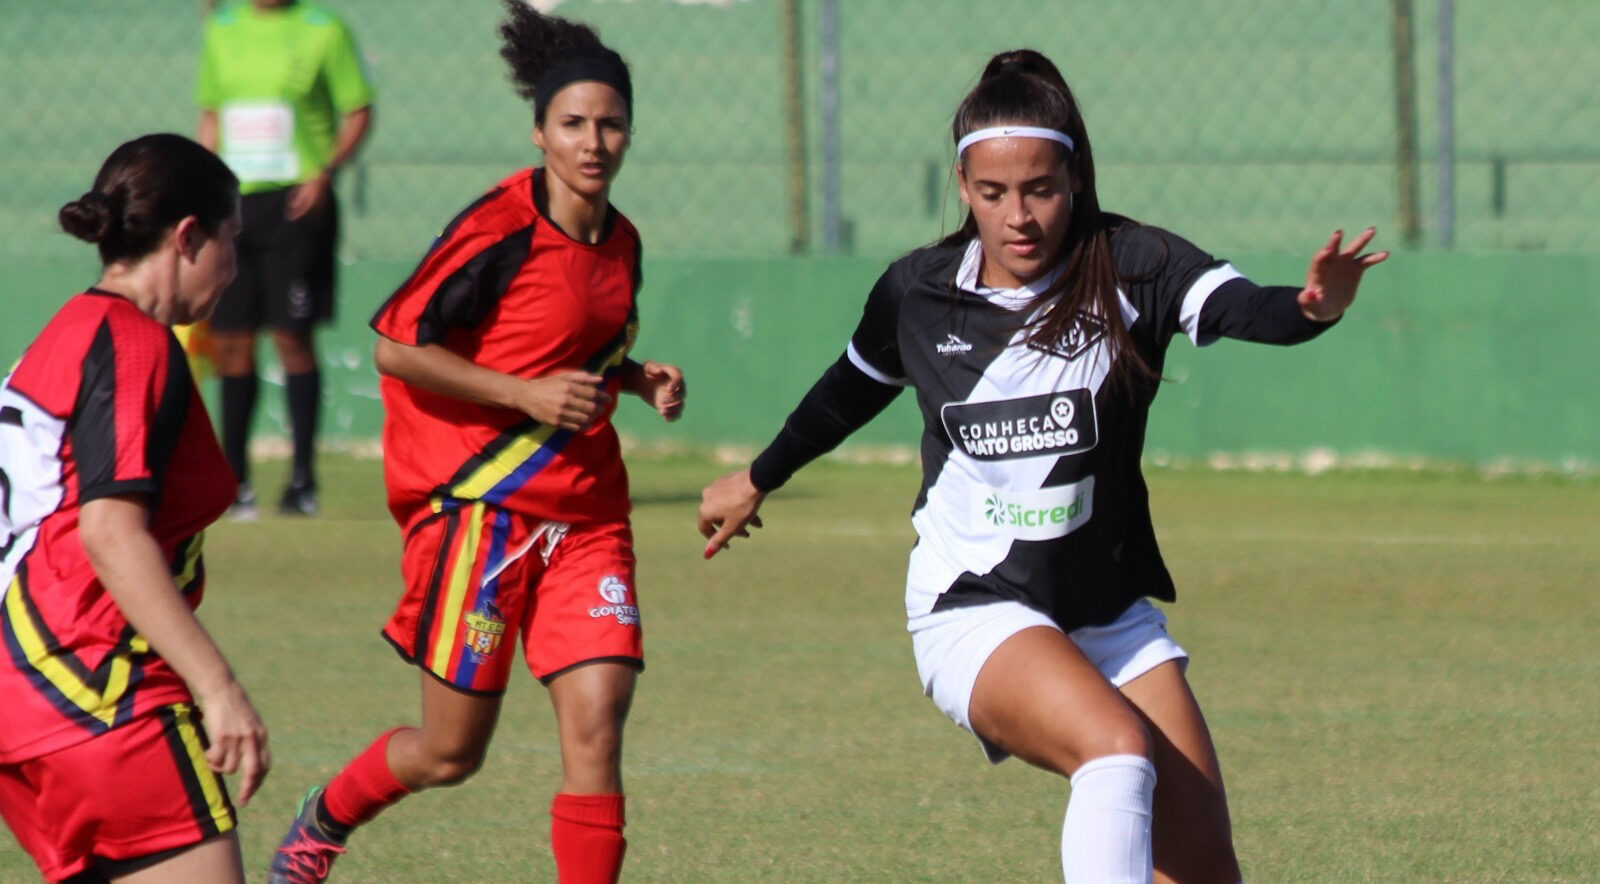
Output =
[
  {"x1": 969, "y1": 625, "x2": 1150, "y2": 777},
  {"x1": 547, "y1": 661, "x2": 637, "y2": 741},
  {"x1": 1118, "y1": 660, "x2": 1241, "y2": 883},
  {"x1": 107, "y1": 833, "x2": 243, "y2": 884},
  {"x1": 417, "y1": 671, "x2": 505, "y2": 762}
]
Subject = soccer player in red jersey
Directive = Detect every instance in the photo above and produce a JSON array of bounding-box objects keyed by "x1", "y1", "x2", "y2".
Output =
[
  {"x1": 0, "y1": 133, "x2": 270, "y2": 883},
  {"x1": 268, "y1": 6, "x2": 683, "y2": 883}
]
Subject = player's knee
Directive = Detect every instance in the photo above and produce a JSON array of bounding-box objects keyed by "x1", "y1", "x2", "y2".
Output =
[
  {"x1": 1104, "y1": 718, "x2": 1153, "y2": 760},
  {"x1": 564, "y1": 719, "x2": 624, "y2": 767},
  {"x1": 1063, "y1": 719, "x2": 1153, "y2": 775},
  {"x1": 416, "y1": 744, "x2": 489, "y2": 787}
]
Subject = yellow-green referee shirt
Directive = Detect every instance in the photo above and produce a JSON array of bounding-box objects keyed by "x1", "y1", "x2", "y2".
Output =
[{"x1": 196, "y1": 1, "x2": 374, "y2": 194}]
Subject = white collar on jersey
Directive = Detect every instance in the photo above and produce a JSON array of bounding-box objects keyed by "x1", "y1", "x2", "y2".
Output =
[{"x1": 955, "y1": 239, "x2": 1067, "y2": 310}]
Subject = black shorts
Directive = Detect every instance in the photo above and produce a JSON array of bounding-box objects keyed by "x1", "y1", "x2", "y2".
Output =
[{"x1": 211, "y1": 186, "x2": 339, "y2": 333}]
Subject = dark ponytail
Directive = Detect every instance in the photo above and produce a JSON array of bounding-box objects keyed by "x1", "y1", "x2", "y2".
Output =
[
  {"x1": 59, "y1": 133, "x2": 238, "y2": 266},
  {"x1": 945, "y1": 49, "x2": 1154, "y2": 389},
  {"x1": 499, "y1": 0, "x2": 631, "y2": 124}
]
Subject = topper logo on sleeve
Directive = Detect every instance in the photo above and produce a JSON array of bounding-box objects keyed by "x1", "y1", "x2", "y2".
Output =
[{"x1": 940, "y1": 389, "x2": 1098, "y2": 460}]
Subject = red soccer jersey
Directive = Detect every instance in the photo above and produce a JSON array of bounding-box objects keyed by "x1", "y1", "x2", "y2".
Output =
[
  {"x1": 371, "y1": 168, "x2": 640, "y2": 528},
  {"x1": 0, "y1": 290, "x2": 235, "y2": 763}
]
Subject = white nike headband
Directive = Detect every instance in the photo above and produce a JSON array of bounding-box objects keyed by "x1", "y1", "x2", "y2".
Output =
[{"x1": 956, "y1": 125, "x2": 1075, "y2": 156}]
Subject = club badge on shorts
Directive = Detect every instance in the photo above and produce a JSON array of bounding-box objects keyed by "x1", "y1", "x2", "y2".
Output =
[
  {"x1": 463, "y1": 600, "x2": 507, "y2": 662},
  {"x1": 590, "y1": 576, "x2": 639, "y2": 626}
]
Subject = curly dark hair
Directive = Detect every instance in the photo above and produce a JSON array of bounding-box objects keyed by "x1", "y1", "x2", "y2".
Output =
[{"x1": 499, "y1": 0, "x2": 629, "y2": 122}]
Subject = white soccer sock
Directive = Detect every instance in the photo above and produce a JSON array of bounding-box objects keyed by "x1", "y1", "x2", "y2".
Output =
[{"x1": 1060, "y1": 753, "x2": 1157, "y2": 884}]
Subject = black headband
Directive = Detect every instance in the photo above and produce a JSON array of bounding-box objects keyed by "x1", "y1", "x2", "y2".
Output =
[{"x1": 533, "y1": 56, "x2": 633, "y2": 119}]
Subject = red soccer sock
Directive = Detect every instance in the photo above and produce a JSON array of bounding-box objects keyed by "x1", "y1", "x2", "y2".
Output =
[
  {"x1": 550, "y1": 793, "x2": 627, "y2": 884},
  {"x1": 321, "y1": 727, "x2": 414, "y2": 830}
]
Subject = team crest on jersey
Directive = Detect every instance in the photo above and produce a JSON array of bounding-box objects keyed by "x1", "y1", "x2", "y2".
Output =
[
  {"x1": 1027, "y1": 311, "x2": 1106, "y2": 361},
  {"x1": 941, "y1": 389, "x2": 1098, "y2": 461},
  {"x1": 935, "y1": 334, "x2": 974, "y2": 355},
  {"x1": 589, "y1": 576, "x2": 639, "y2": 626},
  {"x1": 463, "y1": 601, "x2": 507, "y2": 662}
]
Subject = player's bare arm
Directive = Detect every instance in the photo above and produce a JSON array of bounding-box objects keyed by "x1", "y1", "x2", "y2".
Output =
[
  {"x1": 79, "y1": 494, "x2": 271, "y2": 805},
  {"x1": 1298, "y1": 226, "x2": 1390, "y2": 321},
  {"x1": 620, "y1": 357, "x2": 686, "y2": 421},
  {"x1": 374, "y1": 336, "x2": 610, "y2": 431}
]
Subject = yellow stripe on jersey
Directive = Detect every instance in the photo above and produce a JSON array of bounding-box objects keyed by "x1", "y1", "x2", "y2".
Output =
[
  {"x1": 427, "y1": 501, "x2": 487, "y2": 671},
  {"x1": 173, "y1": 532, "x2": 206, "y2": 595},
  {"x1": 171, "y1": 703, "x2": 236, "y2": 833},
  {"x1": 433, "y1": 327, "x2": 636, "y2": 510},
  {"x1": 443, "y1": 422, "x2": 562, "y2": 504},
  {"x1": 3, "y1": 576, "x2": 141, "y2": 728}
]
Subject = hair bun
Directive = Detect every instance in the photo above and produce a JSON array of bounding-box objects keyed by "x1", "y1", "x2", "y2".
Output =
[{"x1": 58, "y1": 190, "x2": 122, "y2": 244}]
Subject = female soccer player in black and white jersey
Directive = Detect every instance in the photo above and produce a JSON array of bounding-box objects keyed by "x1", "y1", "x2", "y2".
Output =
[{"x1": 699, "y1": 49, "x2": 1386, "y2": 883}]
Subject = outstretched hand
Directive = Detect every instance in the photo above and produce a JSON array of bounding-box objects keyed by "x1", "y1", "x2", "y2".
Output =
[
  {"x1": 698, "y1": 468, "x2": 766, "y2": 560},
  {"x1": 1299, "y1": 227, "x2": 1389, "y2": 321}
]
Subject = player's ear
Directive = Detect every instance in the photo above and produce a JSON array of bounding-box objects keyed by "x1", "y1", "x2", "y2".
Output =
[
  {"x1": 172, "y1": 216, "x2": 204, "y2": 262},
  {"x1": 956, "y1": 163, "x2": 973, "y2": 208},
  {"x1": 532, "y1": 124, "x2": 546, "y2": 153}
]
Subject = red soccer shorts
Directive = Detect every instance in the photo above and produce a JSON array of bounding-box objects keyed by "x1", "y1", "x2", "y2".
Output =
[
  {"x1": 383, "y1": 503, "x2": 642, "y2": 693},
  {"x1": 0, "y1": 703, "x2": 236, "y2": 882}
]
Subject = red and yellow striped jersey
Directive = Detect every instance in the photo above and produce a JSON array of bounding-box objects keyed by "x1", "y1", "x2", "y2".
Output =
[{"x1": 370, "y1": 168, "x2": 640, "y2": 529}]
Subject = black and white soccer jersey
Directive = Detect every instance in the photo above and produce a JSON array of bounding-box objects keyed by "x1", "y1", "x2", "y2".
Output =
[{"x1": 753, "y1": 219, "x2": 1337, "y2": 632}]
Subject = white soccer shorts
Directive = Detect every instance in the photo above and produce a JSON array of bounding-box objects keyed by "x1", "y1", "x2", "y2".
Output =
[{"x1": 909, "y1": 598, "x2": 1188, "y2": 763}]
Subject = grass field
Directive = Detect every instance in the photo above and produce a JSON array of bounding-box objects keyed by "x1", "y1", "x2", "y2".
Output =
[{"x1": 2, "y1": 455, "x2": 1596, "y2": 882}]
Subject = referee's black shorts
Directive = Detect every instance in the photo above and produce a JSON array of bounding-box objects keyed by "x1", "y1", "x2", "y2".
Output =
[{"x1": 211, "y1": 185, "x2": 339, "y2": 333}]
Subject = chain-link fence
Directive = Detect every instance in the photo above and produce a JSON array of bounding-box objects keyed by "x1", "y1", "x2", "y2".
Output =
[{"x1": 5, "y1": 0, "x2": 1598, "y2": 263}]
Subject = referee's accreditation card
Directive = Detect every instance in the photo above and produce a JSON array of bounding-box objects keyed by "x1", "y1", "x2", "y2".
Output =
[{"x1": 219, "y1": 100, "x2": 299, "y2": 183}]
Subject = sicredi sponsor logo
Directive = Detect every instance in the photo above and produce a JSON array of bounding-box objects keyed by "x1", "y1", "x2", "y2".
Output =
[
  {"x1": 940, "y1": 389, "x2": 1097, "y2": 460},
  {"x1": 972, "y1": 476, "x2": 1095, "y2": 541}
]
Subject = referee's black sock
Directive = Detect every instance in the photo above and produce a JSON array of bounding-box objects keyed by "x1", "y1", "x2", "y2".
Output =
[
  {"x1": 286, "y1": 368, "x2": 321, "y2": 489},
  {"x1": 220, "y1": 373, "x2": 259, "y2": 486}
]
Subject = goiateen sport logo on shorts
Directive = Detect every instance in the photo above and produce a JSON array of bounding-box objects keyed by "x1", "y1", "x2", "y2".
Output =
[
  {"x1": 1027, "y1": 311, "x2": 1107, "y2": 361},
  {"x1": 940, "y1": 389, "x2": 1098, "y2": 461},
  {"x1": 973, "y1": 476, "x2": 1095, "y2": 541},
  {"x1": 590, "y1": 576, "x2": 639, "y2": 626},
  {"x1": 463, "y1": 600, "x2": 507, "y2": 662}
]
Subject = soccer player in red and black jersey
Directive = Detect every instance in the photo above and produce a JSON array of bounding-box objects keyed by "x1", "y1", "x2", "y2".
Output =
[
  {"x1": 268, "y1": 6, "x2": 683, "y2": 883},
  {"x1": 0, "y1": 134, "x2": 270, "y2": 883}
]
